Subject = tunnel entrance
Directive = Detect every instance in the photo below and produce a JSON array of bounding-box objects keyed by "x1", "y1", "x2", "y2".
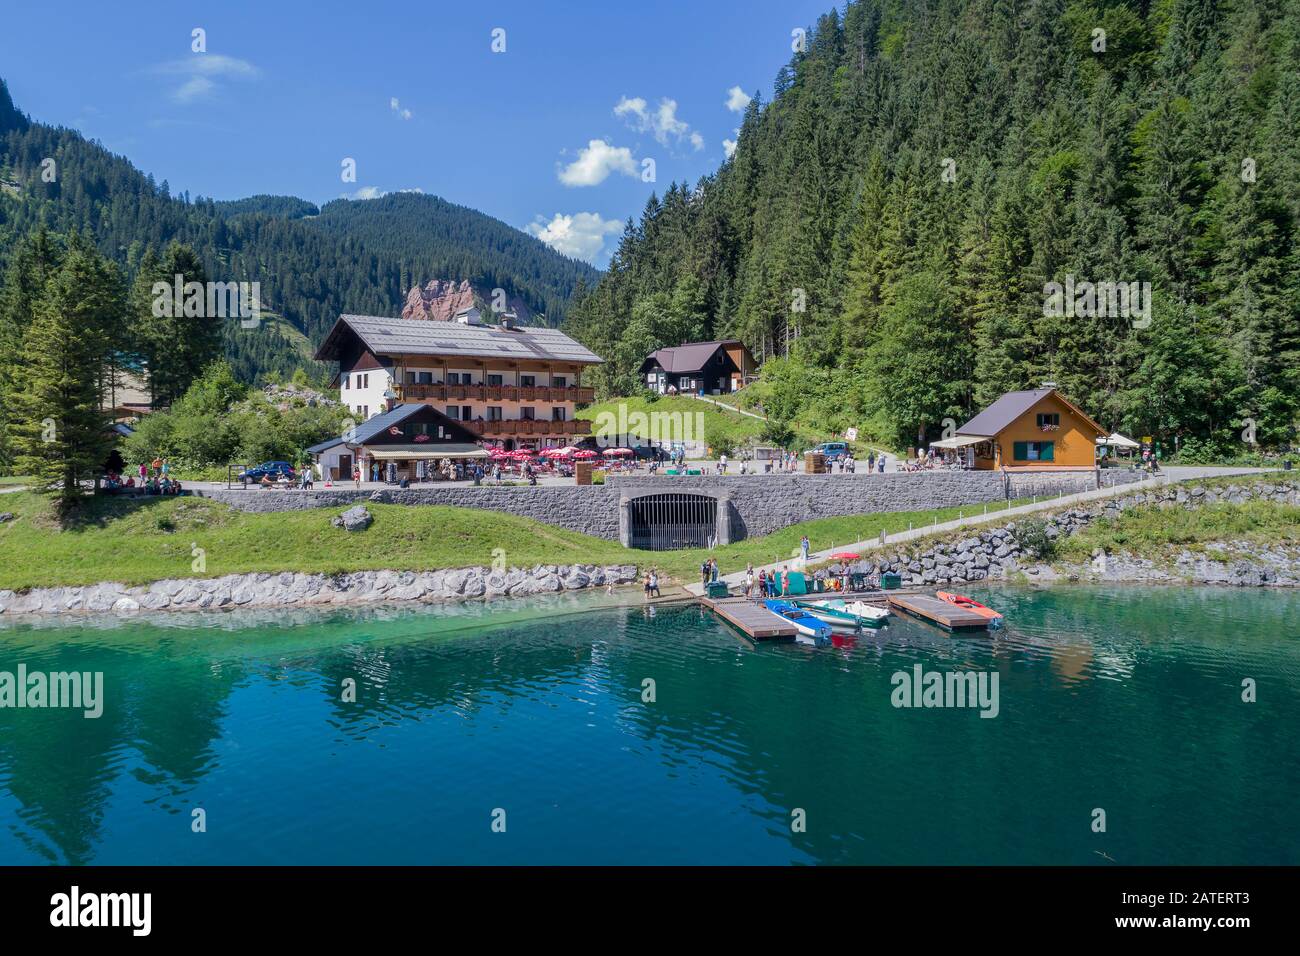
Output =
[{"x1": 627, "y1": 493, "x2": 718, "y2": 550}]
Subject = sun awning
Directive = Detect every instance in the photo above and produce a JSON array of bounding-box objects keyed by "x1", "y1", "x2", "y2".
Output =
[
  {"x1": 929, "y1": 435, "x2": 986, "y2": 449},
  {"x1": 1096, "y1": 432, "x2": 1140, "y2": 448},
  {"x1": 365, "y1": 443, "x2": 489, "y2": 460}
]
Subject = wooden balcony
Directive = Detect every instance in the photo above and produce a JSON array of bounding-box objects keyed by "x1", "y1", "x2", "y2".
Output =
[
  {"x1": 474, "y1": 419, "x2": 592, "y2": 437},
  {"x1": 397, "y1": 383, "x2": 596, "y2": 403}
]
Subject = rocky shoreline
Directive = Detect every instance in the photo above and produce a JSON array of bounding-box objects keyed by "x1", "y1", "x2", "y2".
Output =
[
  {"x1": 0, "y1": 564, "x2": 641, "y2": 618},
  {"x1": 846, "y1": 479, "x2": 1300, "y2": 588}
]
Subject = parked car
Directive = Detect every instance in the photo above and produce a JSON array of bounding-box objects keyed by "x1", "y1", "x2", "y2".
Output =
[
  {"x1": 809, "y1": 441, "x2": 850, "y2": 461},
  {"x1": 241, "y1": 461, "x2": 297, "y2": 481}
]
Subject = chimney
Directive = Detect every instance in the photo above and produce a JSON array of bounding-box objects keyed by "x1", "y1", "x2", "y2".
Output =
[{"x1": 500, "y1": 311, "x2": 518, "y2": 330}]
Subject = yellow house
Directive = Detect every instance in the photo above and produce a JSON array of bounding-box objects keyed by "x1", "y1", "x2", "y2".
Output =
[{"x1": 947, "y1": 387, "x2": 1105, "y2": 471}]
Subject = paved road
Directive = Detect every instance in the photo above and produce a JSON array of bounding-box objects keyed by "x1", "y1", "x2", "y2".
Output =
[{"x1": 684, "y1": 466, "x2": 1274, "y2": 594}]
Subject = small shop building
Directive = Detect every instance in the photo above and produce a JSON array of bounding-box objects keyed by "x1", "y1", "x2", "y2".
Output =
[
  {"x1": 307, "y1": 403, "x2": 488, "y2": 482},
  {"x1": 933, "y1": 386, "x2": 1106, "y2": 470}
]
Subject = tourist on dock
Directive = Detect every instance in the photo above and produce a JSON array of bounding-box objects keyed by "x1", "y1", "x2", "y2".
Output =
[
  {"x1": 700, "y1": 560, "x2": 711, "y2": 589},
  {"x1": 744, "y1": 563, "x2": 754, "y2": 598},
  {"x1": 710, "y1": 558, "x2": 719, "y2": 583},
  {"x1": 648, "y1": 568, "x2": 660, "y2": 598}
]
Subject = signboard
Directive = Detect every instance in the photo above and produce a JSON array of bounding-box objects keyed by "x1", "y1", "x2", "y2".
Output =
[{"x1": 845, "y1": 427, "x2": 859, "y2": 442}]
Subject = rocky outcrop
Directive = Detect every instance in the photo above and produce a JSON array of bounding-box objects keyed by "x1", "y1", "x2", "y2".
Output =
[
  {"x1": 262, "y1": 383, "x2": 337, "y2": 410},
  {"x1": 0, "y1": 564, "x2": 640, "y2": 618},
  {"x1": 400, "y1": 279, "x2": 534, "y2": 323},
  {"x1": 833, "y1": 479, "x2": 1300, "y2": 588}
]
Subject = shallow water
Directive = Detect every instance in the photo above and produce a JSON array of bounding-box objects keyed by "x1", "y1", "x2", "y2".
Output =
[{"x1": 0, "y1": 585, "x2": 1296, "y2": 864}]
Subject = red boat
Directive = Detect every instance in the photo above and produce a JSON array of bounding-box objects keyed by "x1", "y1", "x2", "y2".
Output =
[{"x1": 935, "y1": 592, "x2": 1004, "y2": 628}]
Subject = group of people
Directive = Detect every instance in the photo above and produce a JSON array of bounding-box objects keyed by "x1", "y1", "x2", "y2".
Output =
[
  {"x1": 102, "y1": 457, "x2": 182, "y2": 495},
  {"x1": 742, "y1": 564, "x2": 800, "y2": 599}
]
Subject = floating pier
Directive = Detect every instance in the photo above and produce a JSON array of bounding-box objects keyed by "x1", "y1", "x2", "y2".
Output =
[
  {"x1": 887, "y1": 593, "x2": 990, "y2": 632},
  {"x1": 700, "y1": 596, "x2": 798, "y2": 640}
]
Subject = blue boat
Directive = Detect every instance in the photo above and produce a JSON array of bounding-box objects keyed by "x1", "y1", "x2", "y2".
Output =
[{"x1": 764, "y1": 599, "x2": 833, "y2": 644}]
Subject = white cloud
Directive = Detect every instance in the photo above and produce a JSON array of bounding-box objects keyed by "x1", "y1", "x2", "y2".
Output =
[
  {"x1": 725, "y1": 86, "x2": 752, "y2": 113},
  {"x1": 390, "y1": 96, "x2": 413, "y2": 120},
  {"x1": 615, "y1": 95, "x2": 701, "y2": 150},
  {"x1": 154, "y1": 54, "x2": 260, "y2": 103},
  {"x1": 526, "y1": 212, "x2": 622, "y2": 263},
  {"x1": 558, "y1": 139, "x2": 638, "y2": 187},
  {"x1": 723, "y1": 129, "x2": 740, "y2": 159}
]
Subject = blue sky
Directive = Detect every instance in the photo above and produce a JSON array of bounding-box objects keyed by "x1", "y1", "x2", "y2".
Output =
[{"x1": 0, "y1": 0, "x2": 831, "y2": 266}]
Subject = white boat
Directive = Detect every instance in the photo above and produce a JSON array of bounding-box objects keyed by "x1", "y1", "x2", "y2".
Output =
[{"x1": 813, "y1": 599, "x2": 891, "y2": 628}]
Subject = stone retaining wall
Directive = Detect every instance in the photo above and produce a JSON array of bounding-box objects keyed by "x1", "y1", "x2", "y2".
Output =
[
  {"x1": 848, "y1": 479, "x2": 1300, "y2": 588},
  {"x1": 192, "y1": 469, "x2": 1144, "y2": 546}
]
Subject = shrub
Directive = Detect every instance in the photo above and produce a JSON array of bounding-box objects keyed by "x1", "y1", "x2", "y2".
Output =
[{"x1": 1015, "y1": 516, "x2": 1055, "y2": 559}]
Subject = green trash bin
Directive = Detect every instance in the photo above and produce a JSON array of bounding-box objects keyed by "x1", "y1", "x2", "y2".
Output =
[
  {"x1": 880, "y1": 572, "x2": 903, "y2": 590},
  {"x1": 706, "y1": 581, "x2": 730, "y2": 599}
]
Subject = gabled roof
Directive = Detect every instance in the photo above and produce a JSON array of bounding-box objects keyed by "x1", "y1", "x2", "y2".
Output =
[
  {"x1": 305, "y1": 403, "x2": 475, "y2": 454},
  {"x1": 314, "y1": 314, "x2": 603, "y2": 365},
  {"x1": 958, "y1": 387, "x2": 1105, "y2": 438},
  {"x1": 641, "y1": 340, "x2": 742, "y2": 374}
]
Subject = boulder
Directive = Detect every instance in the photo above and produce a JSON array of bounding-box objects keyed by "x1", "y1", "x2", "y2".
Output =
[{"x1": 332, "y1": 506, "x2": 373, "y2": 532}]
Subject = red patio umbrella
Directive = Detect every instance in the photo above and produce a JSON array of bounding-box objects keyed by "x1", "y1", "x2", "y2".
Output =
[
  {"x1": 572, "y1": 449, "x2": 599, "y2": 460},
  {"x1": 542, "y1": 446, "x2": 577, "y2": 458},
  {"x1": 603, "y1": 447, "x2": 634, "y2": 456}
]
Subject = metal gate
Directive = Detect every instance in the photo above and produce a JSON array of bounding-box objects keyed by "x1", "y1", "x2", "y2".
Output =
[{"x1": 628, "y1": 494, "x2": 717, "y2": 550}]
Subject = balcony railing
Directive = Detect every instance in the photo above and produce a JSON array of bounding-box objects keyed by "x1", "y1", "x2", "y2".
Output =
[
  {"x1": 398, "y1": 383, "x2": 596, "y2": 403},
  {"x1": 472, "y1": 419, "x2": 592, "y2": 436}
]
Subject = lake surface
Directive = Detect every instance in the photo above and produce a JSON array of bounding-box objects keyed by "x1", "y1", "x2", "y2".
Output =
[{"x1": 0, "y1": 585, "x2": 1296, "y2": 865}]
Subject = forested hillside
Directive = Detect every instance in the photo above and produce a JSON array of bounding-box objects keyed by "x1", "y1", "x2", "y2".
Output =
[
  {"x1": 568, "y1": 0, "x2": 1300, "y2": 456},
  {"x1": 0, "y1": 79, "x2": 599, "y2": 383}
]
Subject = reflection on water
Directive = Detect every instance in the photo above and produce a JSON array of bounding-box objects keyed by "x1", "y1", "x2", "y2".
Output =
[{"x1": 0, "y1": 586, "x2": 1297, "y2": 865}]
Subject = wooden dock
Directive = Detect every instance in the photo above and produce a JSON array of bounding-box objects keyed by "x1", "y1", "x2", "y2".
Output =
[
  {"x1": 700, "y1": 596, "x2": 798, "y2": 640},
  {"x1": 887, "y1": 593, "x2": 989, "y2": 631}
]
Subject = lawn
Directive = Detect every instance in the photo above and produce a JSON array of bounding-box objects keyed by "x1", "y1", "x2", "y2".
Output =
[
  {"x1": 0, "y1": 476, "x2": 31, "y2": 487},
  {"x1": 0, "y1": 491, "x2": 1036, "y2": 592}
]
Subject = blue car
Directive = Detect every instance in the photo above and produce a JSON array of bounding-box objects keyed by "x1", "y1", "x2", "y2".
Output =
[
  {"x1": 810, "y1": 441, "x2": 850, "y2": 461},
  {"x1": 241, "y1": 461, "x2": 297, "y2": 481}
]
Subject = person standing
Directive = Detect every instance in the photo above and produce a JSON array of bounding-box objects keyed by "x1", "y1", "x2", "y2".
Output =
[
  {"x1": 744, "y1": 563, "x2": 754, "y2": 599},
  {"x1": 352, "y1": 466, "x2": 361, "y2": 489},
  {"x1": 867, "y1": 450, "x2": 876, "y2": 471},
  {"x1": 877, "y1": 454, "x2": 886, "y2": 473},
  {"x1": 700, "y1": 560, "x2": 710, "y2": 589},
  {"x1": 800, "y1": 535, "x2": 810, "y2": 562},
  {"x1": 648, "y1": 568, "x2": 660, "y2": 598}
]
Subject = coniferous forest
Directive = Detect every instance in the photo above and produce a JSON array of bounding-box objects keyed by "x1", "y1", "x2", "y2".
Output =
[
  {"x1": 0, "y1": 77, "x2": 599, "y2": 385},
  {"x1": 567, "y1": 0, "x2": 1300, "y2": 457}
]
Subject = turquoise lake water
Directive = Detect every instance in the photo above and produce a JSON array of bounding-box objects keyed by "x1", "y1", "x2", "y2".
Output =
[{"x1": 0, "y1": 585, "x2": 1296, "y2": 865}]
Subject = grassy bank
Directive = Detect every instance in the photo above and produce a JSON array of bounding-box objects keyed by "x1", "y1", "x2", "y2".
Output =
[
  {"x1": 0, "y1": 490, "x2": 1034, "y2": 592},
  {"x1": 1055, "y1": 501, "x2": 1300, "y2": 564}
]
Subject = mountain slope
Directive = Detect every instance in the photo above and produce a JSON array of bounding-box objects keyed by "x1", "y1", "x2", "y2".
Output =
[
  {"x1": 569, "y1": 0, "x2": 1300, "y2": 453},
  {"x1": 0, "y1": 79, "x2": 600, "y2": 383}
]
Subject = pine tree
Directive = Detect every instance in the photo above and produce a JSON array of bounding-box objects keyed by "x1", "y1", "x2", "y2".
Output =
[{"x1": 7, "y1": 240, "x2": 123, "y2": 510}]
